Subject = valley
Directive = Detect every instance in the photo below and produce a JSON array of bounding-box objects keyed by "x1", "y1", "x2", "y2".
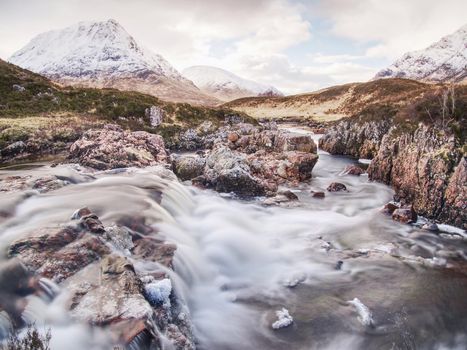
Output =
[{"x1": 0, "y1": 11, "x2": 466, "y2": 350}]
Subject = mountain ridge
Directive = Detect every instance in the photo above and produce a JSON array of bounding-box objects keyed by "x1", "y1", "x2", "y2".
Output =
[
  {"x1": 183, "y1": 65, "x2": 283, "y2": 101},
  {"x1": 9, "y1": 19, "x2": 219, "y2": 106},
  {"x1": 374, "y1": 24, "x2": 467, "y2": 83}
]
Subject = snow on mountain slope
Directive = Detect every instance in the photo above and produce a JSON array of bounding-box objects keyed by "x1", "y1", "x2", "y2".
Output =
[
  {"x1": 374, "y1": 24, "x2": 467, "y2": 83},
  {"x1": 183, "y1": 65, "x2": 283, "y2": 101},
  {"x1": 9, "y1": 19, "x2": 219, "y2": 105}
]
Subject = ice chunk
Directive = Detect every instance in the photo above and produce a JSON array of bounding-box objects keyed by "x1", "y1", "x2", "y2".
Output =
[
  {"x1": 348, "y1": 298, "x2": 374, "y2": 327},
  {"x1": 144, "y1": 278, "x2": 172, "y2": 308},
  {"x1": 271, "y1": 308, "x2": 293, "y2": 329}
]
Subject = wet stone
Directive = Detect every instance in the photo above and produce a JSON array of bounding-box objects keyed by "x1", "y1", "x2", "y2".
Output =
[{"x1": 327, "y1": 182, "x2": 347, "y2": 192}]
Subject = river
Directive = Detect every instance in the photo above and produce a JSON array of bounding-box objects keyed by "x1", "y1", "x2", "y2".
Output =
[{"x1": 0, "y1": 127, "x2": 466, "y2": 350}]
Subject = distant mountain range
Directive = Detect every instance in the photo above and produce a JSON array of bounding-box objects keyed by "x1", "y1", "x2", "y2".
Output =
[
  {"x1": 374, "y1": 24, "x2": 467, "y2": 83},
  {"x1": 8, "y1": 19, "x2": 283, "y2": 105},
  {"x1": 182, "y1": 65, "x2": 282, "y2": 101},
  {"x1": 7, "y1": 19, "x2": 466, "y2": 108},
  {"x1": 8, "y1": 19, "x2": 219, "y2": 105}
]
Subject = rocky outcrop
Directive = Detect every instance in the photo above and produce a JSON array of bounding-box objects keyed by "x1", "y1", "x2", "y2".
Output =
[
  {"x1": 368, "y1": 125, "x2": 465, "y2": 228},
  {"x1": 172, "y1": 124, "x2": 319, "y2": 197},
  {"x1": 321, "y1": 117, "x2": 466, "y2": 227},
  {"x1": 6, "y1": 208, "x2": 194, "y2": 348},
  {"x1": 440, "y1": 157, "x2": 467, "y2": 227},
  {"x1": 68, "y1": 124, "x2": 169, "y2": 170},
  {"x1": 203, "y1": 146, "x2": 269, "y2": 196},
  {"x1": 319, "y1": 118, "x2": 391, "y2": 159}
]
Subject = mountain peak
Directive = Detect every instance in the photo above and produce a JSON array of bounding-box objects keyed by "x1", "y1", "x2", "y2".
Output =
[
  {"x1": 183, "y1": 65, "x2": 283, "y2": 101},
  {"x1": 374, "y1": 24, "x2": 467, "y2": 83},
  {"x1": 8, "y1": 20, "x2": 219, "y2": 105}
]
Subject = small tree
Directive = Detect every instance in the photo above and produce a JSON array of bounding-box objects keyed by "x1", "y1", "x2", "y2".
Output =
[{"x1": 437, "y1": 84, "x2": 457, "y2": 129}]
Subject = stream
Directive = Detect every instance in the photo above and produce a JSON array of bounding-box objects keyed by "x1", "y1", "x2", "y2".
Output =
[{"x1": 0, "y1": 127, "x2": 467, "y2": 350}]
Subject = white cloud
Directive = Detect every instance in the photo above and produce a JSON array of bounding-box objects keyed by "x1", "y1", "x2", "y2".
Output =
[
  {"x1": 1, "y1": 0, "x2": 464, "y2": 95},
  {"x1": 317, "y1": 0, "x2": 467, "y2": 59}
]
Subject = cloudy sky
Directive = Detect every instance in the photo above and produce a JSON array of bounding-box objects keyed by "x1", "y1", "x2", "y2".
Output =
[{"x1": 0, "y1": 0, "x2": 466, "y2": 94}]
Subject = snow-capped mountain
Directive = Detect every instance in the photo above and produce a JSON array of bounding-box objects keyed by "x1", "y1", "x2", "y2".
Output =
[
  {"x1": 9, "y1": 19, "x2": 218, "y2": 105},
  {"x1": 374, "y1": 24, "x2": 467, "y2": 83},
  {"x1": 182, "y1": 66, "x2": 283, "y2": 101}
]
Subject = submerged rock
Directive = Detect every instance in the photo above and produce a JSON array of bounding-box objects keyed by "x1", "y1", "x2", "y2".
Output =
[
  {"x1": 68, "y1": 124, "x2": 169, "y2": 170},
  {"x1": 392, "y1": 206, "x2": 418, "y2": 224},
  {"x1": 327, "y1": 182, "x2": 347, "y2": 192},
  {"x1": 422, "y1": 222, "x2": 440, "y2": 232},
  {"x1": 311, "y1": 191, "x2": 325, "y2": 198},
  {"x1": 343, "y1": 164, "x2": 365, "y2": 176},
  {"x1": 263, "y1": 190, "x2": 299, "y2": 206},
  {"x1": 380, "y1": 202, "x2": 399, "y2": 215}
]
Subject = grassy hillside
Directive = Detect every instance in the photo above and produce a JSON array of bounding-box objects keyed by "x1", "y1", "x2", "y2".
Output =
[
  {"x1": 0, "y1": 59, "x2": 254, "y2": 161},
  {"x1": 224, "y1": 79, "x2": 433, "y2": 121}
]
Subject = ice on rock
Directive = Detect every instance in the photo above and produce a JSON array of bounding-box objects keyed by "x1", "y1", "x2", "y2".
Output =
[
  {"x1": 144, "y1": 278, "x2": 172, "y2": 308},
  {"x1": 348, "y1": 298, "x2": 374, "y2": 327},
  {"x1": 271, "y1": 308, "x2": 293, "y2": 329}
]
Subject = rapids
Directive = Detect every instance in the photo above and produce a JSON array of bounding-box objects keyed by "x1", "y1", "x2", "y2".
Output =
[{"x1": 0, "y1": 128, "x2": 466, "y2": 350}]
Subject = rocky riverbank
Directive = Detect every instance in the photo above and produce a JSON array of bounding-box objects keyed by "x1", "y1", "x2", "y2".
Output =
[
  {"x1": 65, "y1": 121, "x2": 318, "y2": 198},
  {"x1": 0, "y1": 166, "x2": 195, "y2": 349},
  {"x1": 319, "y1": 87, "x2": 466, "y2": 228}
]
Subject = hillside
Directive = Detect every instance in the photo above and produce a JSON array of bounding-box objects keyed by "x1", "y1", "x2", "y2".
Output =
[
  {"x1": 225, "y1": 79, "x2": 432, "y2": 121},
  {"x1": 182, "y1": 65, "x2": 282, "y2": 101},
  {"x1": 8, "y1": 19, "x2": 219, "y2": 106},
  {"x1": 0, "y1": 59, "x2": 253, "y2": 163},
  {"x1": 374, "y1": 24, "x2": 467, "y2": 83}
]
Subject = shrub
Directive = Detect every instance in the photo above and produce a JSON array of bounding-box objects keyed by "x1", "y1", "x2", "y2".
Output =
[{"x1": 3, "y1": 324, "x2": 51, "y2": 350}]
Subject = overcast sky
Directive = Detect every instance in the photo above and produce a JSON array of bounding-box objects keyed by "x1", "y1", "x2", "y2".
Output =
[{"x1": 0, "y1": 0, "x2": 466, "y2": 94}]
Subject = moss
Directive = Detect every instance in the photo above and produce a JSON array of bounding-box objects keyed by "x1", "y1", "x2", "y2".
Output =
[{"x1": 0, "y1": 59, "x2": 260, "y2": 161}]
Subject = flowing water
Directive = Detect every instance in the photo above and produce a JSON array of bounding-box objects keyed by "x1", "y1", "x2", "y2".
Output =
[{"x1": 0, "y1": 128, "x2": 467, "y2": 350}]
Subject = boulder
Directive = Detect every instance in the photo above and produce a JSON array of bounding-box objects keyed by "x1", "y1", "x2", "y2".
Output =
[
  {"x1": 274, "y1": 132, "x2": 317, "y2": 153},
  {"x1": 68, "y1": 124, "x2": 169, "y2": 170},
  {"x1": 204, "y1": 146, "x2": 267, "y2": 197},
  {"x1": 380, "y1": 202, "x2": 399, "y2": 215},
  {"x1": 0, "y1": 141, "x2": 26, "y2": 159},
  {"x1": 173, "y1": 155, "x2": 206, "y2": 181},
  {"x1": 132, "y1": 238, "x2": 177, "y2": 269},
  {"x1": 70, "y1": 255, "x2": 151, "y2": 324},
  {"x1": 8, "y1": 226, "x2": 110, "y2": 283},
  {"x1": 311, "y1": 191, "x2": 325, "y2": 198},
  {"x1": 392, "y1": 206, "x2": 418, "y2": 224},
  {"x1": 422, "y1": 222, "x2": 439, "y2": 232},
  {"x1": 228, "y1": 132, "x2": 239, "y2": 143},
  {"x1": 327, "y1": 182, "x2": 348, "y2": 192},
  {"x1": 263, "y1": 190, "x2": 299, "y2": 206},
  {"x1": 145, "y1": 106, "x2": 164, "y2": 127},
  {"x1": 344, "y1": 165, "x2": 365, "y2": 176}
]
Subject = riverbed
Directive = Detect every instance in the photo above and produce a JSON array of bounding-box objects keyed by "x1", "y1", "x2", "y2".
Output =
[{"x1": 0, "y1": 130, "x2": 466, "y2": 350}]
